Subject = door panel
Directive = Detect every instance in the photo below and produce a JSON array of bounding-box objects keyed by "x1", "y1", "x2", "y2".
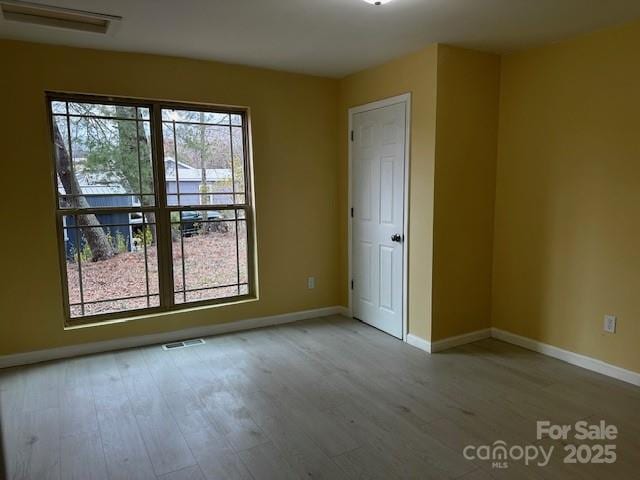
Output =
[
  {"x1": 380, "y1": 157, "x2": 395, "y2": 225},
  {"x1": 358, "y1": 241, "x2": 373, "y2": 304},
  {"x1": 379, "y1": 245, "x2": 394, "y2": 312},
  {"x1": 352, "y1": 101, "x2": 406, "y2": 339}
]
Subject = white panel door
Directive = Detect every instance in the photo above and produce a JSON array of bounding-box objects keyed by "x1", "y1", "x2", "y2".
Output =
[{"x1": 352, "y1": 101, "x2": 406, "y2": 339}]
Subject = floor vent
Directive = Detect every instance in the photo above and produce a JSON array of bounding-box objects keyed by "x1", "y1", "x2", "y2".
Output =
[{"x1": 162, "y1": 338, "x2": 206, "y2": 351}]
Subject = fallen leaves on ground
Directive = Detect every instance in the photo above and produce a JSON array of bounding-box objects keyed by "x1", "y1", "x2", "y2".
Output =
[{"x1": 66, "y1": 230, "x2": 248, "y2": 316}]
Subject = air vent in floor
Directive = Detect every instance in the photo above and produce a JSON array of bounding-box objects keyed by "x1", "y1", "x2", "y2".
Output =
[{"x1": 162, "y1": 338, "x2": 205, "y2": 350}]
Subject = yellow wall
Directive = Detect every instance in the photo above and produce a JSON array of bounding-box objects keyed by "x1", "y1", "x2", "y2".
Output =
[
  {"x1": 493, "y1": 20, "x2": 640, "y2": 372},
  {"x1": 4, "y1": 20, "x2": 639, "y2": 375},
  {"x1": 338, "y1": 46, "x2": 439, "y2": 340},
  {"x1": 338, "y1": 45, "x2": 499, "y2": 342},
  {"x1": 432, "y1": 46, "x2": 501, "y2": 340},
  {"x1": 0, "y1": 40, "x2": 340, "y2": 355}
]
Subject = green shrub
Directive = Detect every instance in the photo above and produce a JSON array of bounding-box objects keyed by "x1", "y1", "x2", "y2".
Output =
[
  {"x1": 114, "y1": 231, "x2": 128, "y2": 253},
  {"x1": 134, "y1": 226, "x2": 153, "y2": 247},
  {"x1": 79, "y1": 242, "x2": 92, "y2": 263}
]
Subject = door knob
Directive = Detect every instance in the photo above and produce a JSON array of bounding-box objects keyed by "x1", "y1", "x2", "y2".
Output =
[{"x1": 391, "y1": 234, "x2": 403, "y2": 243}]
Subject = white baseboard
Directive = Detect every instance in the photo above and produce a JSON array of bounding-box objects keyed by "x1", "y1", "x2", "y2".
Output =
[
  {"x1": 406, "y1": 333, "x2": 431, "y2": 353},
  {"x1": 430, "y1": 328, "x2": 492, "y2": 353},
  {"x1": 336, "y1": 306, "x2": 352, "y2": 317},
  {"x1": 491, "y1": 328, "x2": 640, "y2": 387},
  {"x1": 5, "y1": 308, "x2": 638, "y2": 387},
  {"x1": 0, "y1": 306, "x2": 344, "y2": 369},
  {"x1": 405, "y1": 328, "x2": 492, "y2": 354}
]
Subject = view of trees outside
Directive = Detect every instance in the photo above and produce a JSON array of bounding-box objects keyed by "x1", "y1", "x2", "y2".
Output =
[{"x1": 52, "y1": 100, "x2": 249, "y2": 318}]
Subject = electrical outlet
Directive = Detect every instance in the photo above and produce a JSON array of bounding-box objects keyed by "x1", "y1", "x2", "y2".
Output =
[
  {"x1": 307, "y1": 277, "x2": 315, "y2": 289},
  {"x1": 603, "y1": 315, "x2": 616, "y2": 334}
]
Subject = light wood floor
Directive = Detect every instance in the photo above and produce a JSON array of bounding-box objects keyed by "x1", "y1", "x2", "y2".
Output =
[{"x1": 1, "y1": 316, "x2": 639, "y2": 479}]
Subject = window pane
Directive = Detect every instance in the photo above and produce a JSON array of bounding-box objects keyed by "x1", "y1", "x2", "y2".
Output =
[
  {"x1": 171, "y1": 209, "x2": 248, "y2": 304},
  {"x1": 162, "y1": 109, "x2": 230, "y2": 125},
  {"x1": 54, "y1": 103, "x2": 155, "y2": 209},
  {"x1": 185, "y1": 287, "x2": 238, "y2": 303},
  {"x1": 137, "y1": 121, "x2": 156, "y2": 205},
  {"x1": 231, "y1": 126, "x2": 245, "y2": 194},
  {"x1": 238, "y1": 216, "x2": 248, "y2": 284},
  {"x1": 67, "y1": 102, "x2": 149, "y2": 120},
  {"x1": 63, "y1": 214, "x2": 159, "y2": 317},
  {"x1": 51, "y1": 101, "x2": 67, "y2": 114},
  {"x1": 84, "y1": 296, "x2": 159, "y2": 317},
  {"x1": 162, "y1": 108, "x2": 243, "y2": 207},
  {"x1": 64, "y1": 224, "x2": 81, "y2": 305}
]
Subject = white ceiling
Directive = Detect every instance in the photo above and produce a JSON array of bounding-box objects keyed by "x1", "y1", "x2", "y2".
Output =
[{"x1": 1, "y1": 0, "x2": 640, "y2": 77}]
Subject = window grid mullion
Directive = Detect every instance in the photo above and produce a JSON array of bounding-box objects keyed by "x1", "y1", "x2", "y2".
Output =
[
  {"x1": 73, "y1": 221, "x2": 85, "y2": 317},
  {"x1": 235, "y1": 210, "x2": 241, "y2": 295},
  {"x1": 171, "y1": 119, "x2": 182, "y2": 204},
  {"x1": 179, "y1": 218, "x2": 187, "y2": 303},
  {"x1": 150, "y1": 103, "x2": 175, "y2": 311},
  {"x1": 135, "y1": 109, "x2": 152, "y2": 309},
  {"x1": 229, "y1": 120, "x2": 241, "y2": 295},
  {"x1": 142, "y1": 213, "x2": 151, "y2": 308}
]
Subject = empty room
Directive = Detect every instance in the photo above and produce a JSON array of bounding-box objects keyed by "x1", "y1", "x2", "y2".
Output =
[{"x1": 1, "y1": 0, "x2": 640, "y2": 478}]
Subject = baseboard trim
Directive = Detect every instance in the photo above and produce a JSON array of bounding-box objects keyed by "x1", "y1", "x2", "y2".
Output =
[
  {"x1": 406, "y1": 333, "x2": 431, "y2": 353},
  {"x1": 0, "y1": 306, "x2": 344, "y2": 369},
  {"x1": 5, "y1": 309, "x2": 637, "y2": 387},
  {"x1": 430, "y1": 328, "x2": 492, "y2": 353},
  {"x1": 491, "y1": 328, "x2": 640, "y2": 387},
  {"x1": 405, "y1": 328, "x2": 492, "y2": 354}
]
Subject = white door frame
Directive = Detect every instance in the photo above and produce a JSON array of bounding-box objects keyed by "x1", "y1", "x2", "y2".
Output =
[{"x1": 347, "y1": 93, "x2": 411, "y2": 342}]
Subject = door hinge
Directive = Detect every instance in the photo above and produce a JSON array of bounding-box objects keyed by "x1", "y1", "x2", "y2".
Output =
[
  {"x1": 350, "y1": 130, "x2": 354, "y2": 142},
  {"x1": 351, "y1": 280, "x2": 354, "y2": 290},
  {"x1": 350, "y1": 207, "x2": 354, "y2": 218}
]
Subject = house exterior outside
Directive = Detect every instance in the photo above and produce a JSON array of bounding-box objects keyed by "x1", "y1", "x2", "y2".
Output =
[
  {"x1": 60, "y1": 181, "x2": 134, "y2": 258},
  {"x1": 164, "y1": 158, "x2": 233, "y2": 205},
  {"x1": 60, "y1": 159, "x2": 233, "y2": 258}
]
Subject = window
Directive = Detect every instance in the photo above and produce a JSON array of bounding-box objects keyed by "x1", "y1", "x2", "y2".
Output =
[{"x1": 49, "y1": 93, "x2": 255, "y2": 325}]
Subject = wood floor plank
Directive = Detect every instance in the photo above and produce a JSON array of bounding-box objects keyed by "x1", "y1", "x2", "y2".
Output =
[
  {"x1": 133, "y1": 411, "x2": 197, "y2": 477},
  {"x1": 87, "y1": 353, "x2": 122, "y2": 389},
  {"x1": 457, "y1": 468, "x2": 501, "y2": 480},
  {"x1": 60, "y1": 431, "x2": 108, "y2": 480},
  {"x1": 258, "y1": 413, "x2": 351, "y2": 479},
  {"x1": 60, "y1": 357, "x2": 92, "y2": 390},
  {"x1": 59, "y1": 385, "x2": 98, "y2": 438},
  {"x1": 238, "y1": 441, "x2": 299, "y2": 480},
  {"x1": 332, "y1": 444, "x2": 404, "y2": 480},
  {"x1": 114, "y1": 348, "x2": 151, "y2": 378},
  {"x1": 21, "y1": 363, "x2": 61, "y2": 413},
  {"x1": 163, "y1": 388, "x2": 215, "y2": 437},
  {"x1": 0, "y1": 376, "x2": 25, "y2": 479},
  {"x1": 141, "y1": 346, "x2": 192, "y2": 395},
  {"x1": 196, "y1": 388, "x2": 268, "y2": 453},
  {"x1": 11, "y1": 407, "x2": 61, "y2": 480},
  {"x1": 158, "y1": 465, "x2": 206, "y2": 480},
  {"x1": 182, "y1": 428, "x2": 252, "y2": 480},
  {"x1": 122, "y1": 373, "x2": 197, "y2": 476},
  {"x1": 2, "y1": 317, "x2": 640, "y2": 480},
  {"x1": 96, "y1": 401, "x2": 156, "y2": 480},
  {"x1": 330, "y1": 399, "x2": 474, "y2": 478},
  {"x1": 284, "y1": 402, "x2": 360, "y2": 458}
]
